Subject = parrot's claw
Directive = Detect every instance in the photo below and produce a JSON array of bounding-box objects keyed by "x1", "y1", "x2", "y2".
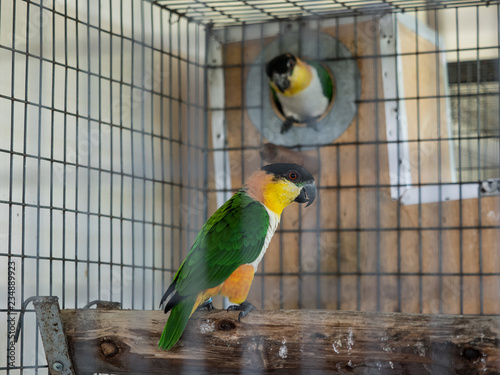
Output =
[
  {"x1": 280, "y1": 117, "x2": 295, "y2": 134},
  {"x1": 227, "y1": 300, "x2": 256, "y2": 322},
  {"x1": 197, "y1": 298, "x2": 215, "y2": 311},
  {"x1": 305, "y1": 117, "x2": 320, "y2": 132}
]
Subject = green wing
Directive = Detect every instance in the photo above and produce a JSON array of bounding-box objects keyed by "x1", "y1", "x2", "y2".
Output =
[
  {"x1": 174, "y1": 190, "x2": 270, "y2": 296},
  {"x1": 309, "y1": 61, "x2": 334, "y2": 100}
]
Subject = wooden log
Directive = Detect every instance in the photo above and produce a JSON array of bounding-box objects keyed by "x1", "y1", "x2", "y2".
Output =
[{"x1": 58, "y1": 309, "x2": 500, "y2": 374}]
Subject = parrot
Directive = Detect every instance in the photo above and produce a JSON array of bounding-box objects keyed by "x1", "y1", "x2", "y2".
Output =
[
  {"x1": 158, "y1": 163, "x2": 316, "y2": 350},
  {"x1": 266, "y1": 53, "x2": 333, "y2": 134}
]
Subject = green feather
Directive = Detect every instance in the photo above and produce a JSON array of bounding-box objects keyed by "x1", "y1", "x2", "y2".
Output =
[
  {"x1": 309, "y1": 61, "x2": 334, "y2": 100},
  {"x1": 173, "y1": 191, "x2": 269, "y2": 296},
  {"x1": 158, "y1": 295, "x2": 197, "y2": 350},
  {"x1": 159, "y1": 190, "x2": 270, "y2": 350}
]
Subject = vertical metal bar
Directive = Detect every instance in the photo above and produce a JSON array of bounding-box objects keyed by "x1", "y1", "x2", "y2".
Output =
[
  {"x1": 50, "y1": 0, "x2": 56, "y2": 301},
  {"x1": 395, "y1": 12, "x2": 401, "y2": 313},
  {"x1": 186, "y1": 18, "x2": 192, "y2": 259},
  {"x1": 140, "y1": 0, "x2": 147, "y2": 311},
  {"x1": 6, "y1": 1, "x2": 17, "y2": 371},
  {"x1": 22, "y1": 2, "x2": 30, "y2": 370},
  {"x1": 415, "y1": 12, "x2": 423, "y2": 314},
  {"x1": 130, "y1": 0, "x2": 136, "y2": 310},
  {"x1": 158, "y1": 5, "x2": 167, "y2": 298},
  {"x1": 354, "y1": 15, "x2": 361, "y2": 311},
  {"x1": 222, "y1": 25, "x2": 231, "y2": 310},
  {"x1": 177, "y1": 17, "x2": 183, "y2": 272},
  {"x1": 466, "y1": 62, "x2": 473, "y2": 181},
  {"x1": 335, "y1": 16, "x2": 341, "y2": 311},
  {"x1": 119, "y1": 0, "x2": 125, "y2": 306},
  {"x1": 240, "y1": 23, "x2": 246, "y2": 187},
  {"x1": 193, "y1": 22, "x2": 199, "y2": 237},
  {"x1": 316, "y1": 18, "x2": 323, "y2": 310},
  {"x1": 240, "y1": 22, "x2": 248, "y2": 308},
  {"x1": 497, "y1": 5, "x2": 500, "y2": 201},
  {"x1": 160, "y1": 4, "x2": 167, "y2": 300},
  {"x1": 260, "y1": 22, "x2": 267, "y2": 310},
  {"x1": 109, "y1": 0, "x2": 114, "y2": 304},
  {"x1": 336, "y1": 150, "x2": 341, "y2": 310},
  {"x1": 149, "y1": 2, "x2": 156, "y2": 310},
  {"x1": 203, "y1": 24, "x2": 210, "y2": 226},
  {"x1": 456, "y1": 7, "x2": 464, "y2": 315},
  {"x1": 296, "y1": 19, "x2": 304, "y2": 310},
  {"x1": 36, "y1": 3, "x2": 44, "y2": 370},
  {"x1": 169, "y1": 12, "x2": 175, "y2": 285},
  {"x1": 435, "y1": 8, "x2": 443, "y2": 314},
  {"x1": 97, "y1": 0, "x2": 103, "y2": 303},
  {"x1": 86, "y1": 0, "x2": 92, "y2": 307},
  {"x1": 62, "y1": 0, "x2": 68, "y2": 310},
  {"x1": 373, "y1": 14, "x2": 381, "y2": 312},
  {"x1": 75, "y1": 0, "x2": 80, "y2": 311},
  {"x1": 475, "y1": 5, "x2": 484, "y2": 315}
]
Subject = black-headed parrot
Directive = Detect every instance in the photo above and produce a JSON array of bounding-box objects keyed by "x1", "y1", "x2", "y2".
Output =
[
  {"x1": 266, "y1": 53, "x2": 333, "y2": 134},
  {"x1": 159, "y1": 163, "x2": 316, "y2": 350}
]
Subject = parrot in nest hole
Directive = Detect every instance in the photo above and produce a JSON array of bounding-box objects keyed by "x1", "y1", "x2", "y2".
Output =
[
  {"x1": 266, "y1": 53, "x2": 333, "y2": 134},
  {"x1": 159, "y1": 163, "x2": 316, "y2": 350}
]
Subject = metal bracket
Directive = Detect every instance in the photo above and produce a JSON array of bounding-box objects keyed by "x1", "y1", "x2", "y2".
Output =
[
  {"x1": 15, "y1": 296, "x2": 75, "y2": 375},
  {"x1": 14, "y1": 297, "x2": 123, "y2": 374}
]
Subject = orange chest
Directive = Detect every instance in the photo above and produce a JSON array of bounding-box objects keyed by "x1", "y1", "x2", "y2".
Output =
[
  {"x1": 221, "y1": 264, "x2": 255, "y2": 300},
  {"x1": 200, "y1": 264, "x2": 254, "y2": 306},
  {"x1": 196, "y1": 264, "x2": 256, "y2": 310}
]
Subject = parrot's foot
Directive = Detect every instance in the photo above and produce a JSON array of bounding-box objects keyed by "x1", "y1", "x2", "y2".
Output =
[
  {"x1": 197, "y1": 298, "x2": 215, "y2": 311},
  {"x1": 305, "y1": 118, "x2": 320, "y2": 131},
  {"x1": 281, "y1": 117, "x2": 296, "y2": 134},
  {"x1": 227, "y1": 300, "x2": 256, "y2": 322}
]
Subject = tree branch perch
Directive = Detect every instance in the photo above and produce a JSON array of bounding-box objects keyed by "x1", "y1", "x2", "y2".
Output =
[{"x1": 59, "y1": 309, "x2": 499, "y2": 374}]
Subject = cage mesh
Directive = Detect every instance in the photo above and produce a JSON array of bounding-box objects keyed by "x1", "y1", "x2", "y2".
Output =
[{"x1": 1, "y1": 0, "x2": 499, "y2": 373}]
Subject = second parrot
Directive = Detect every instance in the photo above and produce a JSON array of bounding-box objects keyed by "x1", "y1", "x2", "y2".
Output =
[{"x1": 266, "y1": 53, "x2": 333, "y2": 134}]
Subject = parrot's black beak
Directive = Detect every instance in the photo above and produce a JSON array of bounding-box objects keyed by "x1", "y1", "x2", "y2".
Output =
[
  {"x1": 295, "y1": 181, "x2": 316, "y2": 207},
  {"x1": 272, "y1": 73, "x2": 290, "y2": 93}
]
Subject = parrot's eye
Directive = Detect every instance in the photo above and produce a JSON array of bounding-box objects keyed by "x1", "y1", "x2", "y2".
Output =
[
  {"x1": 287, "y1": 59, "x2": 295, "y2": 71},
  {"x1": 288, "y1": 171, "x2": 298, "y2": 180}
]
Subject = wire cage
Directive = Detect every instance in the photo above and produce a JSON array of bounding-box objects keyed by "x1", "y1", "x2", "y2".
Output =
[{"x1": 1, "y1": 0, "x2": 499, "y2": 373}]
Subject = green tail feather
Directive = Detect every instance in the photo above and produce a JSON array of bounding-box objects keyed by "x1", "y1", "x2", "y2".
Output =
[{"x1": 159, "y1": 295, "x2": 197, "y2": 350}]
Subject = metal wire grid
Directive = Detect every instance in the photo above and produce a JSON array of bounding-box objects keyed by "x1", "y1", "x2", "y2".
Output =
[
  {"x1": 1, "y1": 0, "x2": 206, "y2": 372},
  {"x1": 208, "y1": 5, "x2": 500, "y2": 313},
  {"x1": 153, "y1": 0, "x2": 500, "y2": 27},
  {"x1": 0, "y1": 1, "x2": 499, "y2": 374}
]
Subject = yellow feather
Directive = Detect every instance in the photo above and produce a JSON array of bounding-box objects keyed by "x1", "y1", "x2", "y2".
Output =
[
  {"x1": 281, "y1": 58, "x2": 312, "y2": 97},
  {"x1": 262, "y1": 179, "x2": 301, "y2": 215}
]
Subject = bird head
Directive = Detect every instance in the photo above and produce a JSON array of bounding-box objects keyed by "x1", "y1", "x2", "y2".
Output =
[
  {"x1": 266, "y1": 54, "x2": 312, "y2": 96},
  {"x1": 245, "y1": 163, "x2": 316, "y2": 215}
]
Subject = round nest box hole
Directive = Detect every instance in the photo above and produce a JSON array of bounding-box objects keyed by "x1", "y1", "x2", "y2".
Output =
[{"x1": 245, "y1": 30, "x2": 361, "y2": 148}]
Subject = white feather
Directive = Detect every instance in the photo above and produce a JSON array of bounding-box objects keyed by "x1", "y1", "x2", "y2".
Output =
[
  {"x1": 248, "y1": 205, "x2": 280, "y2": 271},
  {"x1": 276, "y1": 67, "x2": 329, "y2": 121}
]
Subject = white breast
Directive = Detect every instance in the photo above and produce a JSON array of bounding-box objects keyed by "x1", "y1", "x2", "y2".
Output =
[
  {"x1": 248, "y1": 205, "x2": 280, "y2": 271},
  {"x1": 276, "y1": 68, "x2": 329, "y2": 121}
]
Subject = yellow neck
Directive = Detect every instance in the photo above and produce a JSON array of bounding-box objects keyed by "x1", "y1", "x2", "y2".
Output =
[
  {"x1": 281, "y1": 58, "x2": 312, "y2": 97},
  {"x1": 245, "y1": 171, "x2": 301, "y2": 216},
  {"x1": 262, "y1": 179, "x2": 301, "y2": 215}
]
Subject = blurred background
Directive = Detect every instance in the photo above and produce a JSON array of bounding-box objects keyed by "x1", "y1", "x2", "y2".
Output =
[{"x1": 0, "y1": 0, "x2": 499, "y2": 372}]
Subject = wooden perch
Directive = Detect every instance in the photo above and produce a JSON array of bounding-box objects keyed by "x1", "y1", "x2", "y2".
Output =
[{"x1": 59, "y1": 309, "x2": 500, "y2": 374}]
